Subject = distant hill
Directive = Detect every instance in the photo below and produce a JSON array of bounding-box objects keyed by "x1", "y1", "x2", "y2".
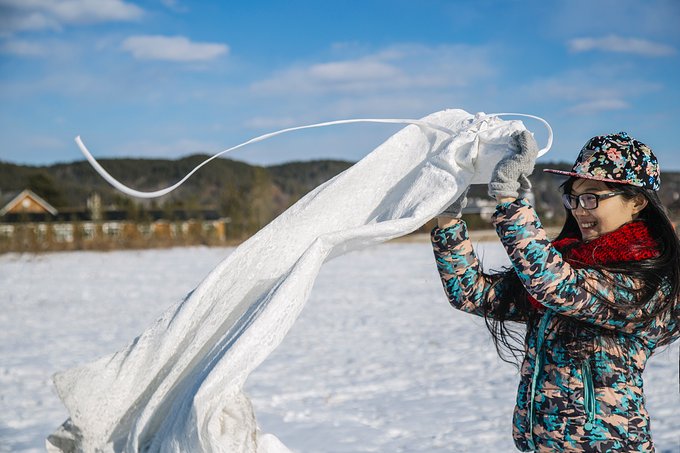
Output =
[
  {"x1": 0, "y1": 156, "x2": 354, "y2": 234},
  {"x1": 2, "y1": 157, "x2": 680, "y2": 232}
]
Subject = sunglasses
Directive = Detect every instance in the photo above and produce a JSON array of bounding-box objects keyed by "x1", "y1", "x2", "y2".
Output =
[{"x1": 562, "y1": 191, "x2": 625, "y2": 210}]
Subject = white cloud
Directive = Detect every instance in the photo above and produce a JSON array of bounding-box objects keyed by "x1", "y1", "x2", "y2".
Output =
[
  {"x1": 568, "y1": 99, "x2": 630, "y2": 114},
  {"x1": 253, "y1": 59, "x2": 403, "y2": 94},
  {"x1": 0, "y1": 11, "x2": 59, "y2": 35},
  {"x1": 24, "y1": 135, "x2": 66, "y2": 150},
  {"x1": 244, "y1": 116, "x2": 300, "y2": 130},
  {"x1": 0, "y1": 0, "x2": 143, "y2": 34},
  {"x1": 523, "y1": 68, "x2": 661, "y2": 100},
  {"x1": 121, "y1": 35, "x2": 229, "y2": 62},
  {"x1": 1, "y1": 71, "x2": 110, "y2": 98},
  {"x1": 251, "y1": 44, "x2": 495, "y2": 95},
  {"x1": 240, "y1": 92, "x2": 444, "y2": 134},
  {"x1": 568, "y1": 35, "x2": 676, "y2": 57},
  {"x1": 520, "y1": 67, "x2": 661, "y2": 116},
  {"x1": 160, "y1": 0, "x2": 188, "y2": 13},
  {"x1": 242, "y1": 43, "x2": 500, "y2": 139},
  {"x1": 0, "y1": 39, "x2": 46, "y2": 56},
  {"x1": 550, "y1": 1, "x2": 680, "y2": 39},
  {"x1": 310, "y1": 60, "x2": 400, "y2": 82}
]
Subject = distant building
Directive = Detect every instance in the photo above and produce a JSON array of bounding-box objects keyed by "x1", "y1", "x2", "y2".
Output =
[
  {"x1": 0, "y1": 189, "x2": 58, "y2": 221},
  {"x1": 0, "y1": 189, "x2": 233, "y2": 251}
]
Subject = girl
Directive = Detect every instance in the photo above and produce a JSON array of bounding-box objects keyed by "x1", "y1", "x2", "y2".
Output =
[{"x1": 432, "y1": 131, "x2": 680, "y2": 452}]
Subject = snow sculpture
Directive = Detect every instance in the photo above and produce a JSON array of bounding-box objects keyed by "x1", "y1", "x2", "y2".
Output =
[{"x1": 47, "y1": 109, "x2": 550, "y2": 452}]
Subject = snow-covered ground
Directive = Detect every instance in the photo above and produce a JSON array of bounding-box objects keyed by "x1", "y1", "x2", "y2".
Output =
[{"x1": 1, "y1": 240, "x2": 678, "y2": 452}]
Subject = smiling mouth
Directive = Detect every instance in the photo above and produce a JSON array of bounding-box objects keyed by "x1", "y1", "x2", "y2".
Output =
[{"x1": 580, "y1": 222, "x2": 597, "y2": 229}]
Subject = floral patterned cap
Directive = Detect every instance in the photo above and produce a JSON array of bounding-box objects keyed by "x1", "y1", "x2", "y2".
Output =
[{"x1": 544, "y1": 132, "x2": 660, "y2": 190}]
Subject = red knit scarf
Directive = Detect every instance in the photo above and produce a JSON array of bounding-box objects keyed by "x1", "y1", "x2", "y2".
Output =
[{"x1": 527, "y1": 220, "x2": 661, "y2": 310}]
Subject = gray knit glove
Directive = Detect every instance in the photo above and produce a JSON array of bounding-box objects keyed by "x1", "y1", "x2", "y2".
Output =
[
  {"x1": 488, "y1": 130, "x2": 538, "y2": 199},
  {"x1": 440, "y1": 187, "x2": 470, "y2": 218}
]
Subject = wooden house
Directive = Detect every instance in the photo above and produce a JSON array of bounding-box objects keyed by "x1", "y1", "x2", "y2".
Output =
[{"x1": 0, "y1": 189, "x2": 58, "y2": 221}]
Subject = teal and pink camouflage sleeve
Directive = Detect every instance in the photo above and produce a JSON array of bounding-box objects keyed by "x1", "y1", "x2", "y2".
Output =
[{"x1": 431, "y1": 221, "x2": 527, "y2": 322}]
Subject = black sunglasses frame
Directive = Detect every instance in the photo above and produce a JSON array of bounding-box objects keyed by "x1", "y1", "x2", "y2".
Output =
[{"x1": 562, "y1": 191, "x2": 625, "y2": 210}]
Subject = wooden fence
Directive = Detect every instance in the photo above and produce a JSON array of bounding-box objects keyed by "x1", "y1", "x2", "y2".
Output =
[{"x1": 0, "y1": 219, "x2": 239, "y2": 253}]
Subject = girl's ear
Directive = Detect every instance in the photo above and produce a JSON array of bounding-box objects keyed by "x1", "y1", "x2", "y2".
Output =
[{"x1": 632, "y1": 194, "x2": 648, "y2": 215}]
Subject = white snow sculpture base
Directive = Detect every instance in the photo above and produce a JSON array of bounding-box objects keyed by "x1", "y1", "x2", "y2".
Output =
[{"x1": 47, "y1": 109, "x2": 528, "y2": 452}]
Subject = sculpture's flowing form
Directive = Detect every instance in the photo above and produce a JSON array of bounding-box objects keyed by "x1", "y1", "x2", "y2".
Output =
[{"x1": 47, "y1": 109, "x2": 551, "y2": 452}]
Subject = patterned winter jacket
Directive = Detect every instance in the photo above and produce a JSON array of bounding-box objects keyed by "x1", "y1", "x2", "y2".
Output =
[{"x1": 431, "y1": 199, "x2": 679, "y2": 452}]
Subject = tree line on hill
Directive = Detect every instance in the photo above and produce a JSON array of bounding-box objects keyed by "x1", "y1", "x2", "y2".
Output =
[
  {"x1": 2, "y1": 156, "x2": 680, "y2": 236},
  {"x1": 0, "y1": 156, "x2": 354, "y2": 236}
]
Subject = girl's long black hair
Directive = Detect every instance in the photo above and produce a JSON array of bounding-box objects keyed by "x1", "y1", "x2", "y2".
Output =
[{"x1": 482, "y1": 177, "x2": 680, "y2": 367}]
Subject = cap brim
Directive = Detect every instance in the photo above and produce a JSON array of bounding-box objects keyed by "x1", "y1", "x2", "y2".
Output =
[{"x1": 542, "y1": 169, "x2": 640, "y2": 186}]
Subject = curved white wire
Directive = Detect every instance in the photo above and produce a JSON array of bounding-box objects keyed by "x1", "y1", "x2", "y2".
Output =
[
  {"x1": 75, "y1": 112, "x2": 553, "y2": 199},
  {"x1": 489, "y1": 112, "x2": 553, "y2": 157},
  {"x1": 75, "y1": 119, "x2": 456, "y2": 199}
]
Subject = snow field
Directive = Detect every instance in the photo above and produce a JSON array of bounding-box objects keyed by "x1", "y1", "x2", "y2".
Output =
[{"x1": 1, "y1": 241, "x2": 678, "y2": 452}]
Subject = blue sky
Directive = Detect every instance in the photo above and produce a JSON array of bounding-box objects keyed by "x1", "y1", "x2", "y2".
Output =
[{"x1": 1, "y1": 0, "x2": 679, "y2": 170}]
